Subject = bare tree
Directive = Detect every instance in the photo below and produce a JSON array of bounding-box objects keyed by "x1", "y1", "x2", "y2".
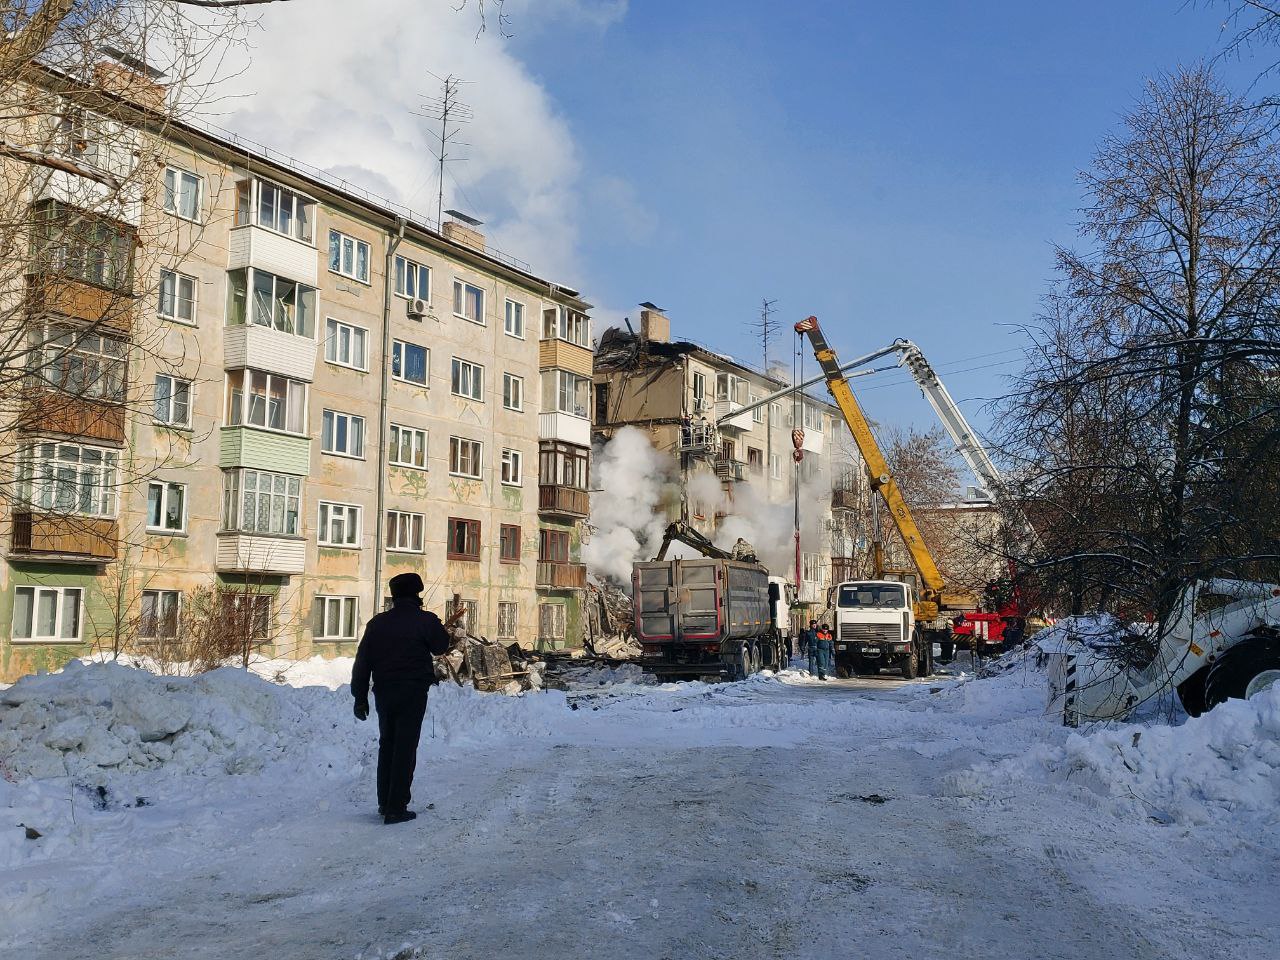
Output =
[{"x1": 997, "y1": 66, "x2": 1280, "y2": 624}]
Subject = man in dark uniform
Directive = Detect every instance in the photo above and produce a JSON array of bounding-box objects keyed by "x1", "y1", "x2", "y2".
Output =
[{"x1": 351, "y1": 573, "x2": 452, "y2": 824}]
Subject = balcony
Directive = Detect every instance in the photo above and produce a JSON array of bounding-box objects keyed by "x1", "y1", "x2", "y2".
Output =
[
  {"x1": 539, "y1": 412, "x2": 591, "y2": 446},
  {"x1": 538, "y1": 338, "x2": 593, "y2": 377},
  {"x1": 19, "y1": 391, "x2": 125, "y2": 444},
  {"x1": 715, "y1": 458, "x2": 747, "y2": 482},
  {"x1": 10, "y1": 512, "x2": 117, "y2": 562},
  {"x1": 537, "y1": 561, "x2": 587, "y2": 590},
  {"x1": 539, "y1": 485, "x2": 589, "y2": 519},
  {"x1": 832, "y1": 488, "x2": 859, "y2": 511},
  {"x1": 215, "y1": 532, "x2": 306, "y2": 575},
  {"x1": 25, "y1": 274, "x2": 133, "y2": 333},
  {"x1": 800, "y1": 428, "x2": 824, "y2": 455},
  {"x1": 228, "y1": 225, "x2": 319, "y2": 285},
  {"x1": 224, "y1": 324, "x2": 317, "y2": 381},
  {"x1": 714, "y1": 399, "x2": 753, "y2": 432},
  {"x1": 219, "y1": 427, "x2": 311, "y2": 474}
]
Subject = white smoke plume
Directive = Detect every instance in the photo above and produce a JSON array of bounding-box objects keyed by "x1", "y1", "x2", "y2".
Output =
[
  {"x1": 713, "y1": 478, "x2": 828, "y2": 579},
  {"x1": 583, "y1": 427, "x2": 676, "y2": 582}
]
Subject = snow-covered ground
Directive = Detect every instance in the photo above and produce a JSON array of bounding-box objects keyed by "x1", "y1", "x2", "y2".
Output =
[{"x1": 1, "y1": 652, "x2": 1276, "y2": 959}]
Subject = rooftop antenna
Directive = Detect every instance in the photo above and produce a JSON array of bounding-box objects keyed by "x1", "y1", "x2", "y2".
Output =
[
  {"x1": 755, "y1": 297, "x2": 778, "y2": 369},
  {"x1": 417, "y1": 73, "x2": 473, "y2": 228}
]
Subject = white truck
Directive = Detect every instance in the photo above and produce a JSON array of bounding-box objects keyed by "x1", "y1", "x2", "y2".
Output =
[
  {"x1": 1044, "y1": 578, "x2": 1280, "y2": 723},
  {"x1": 829, "y1": 579, "x2": 933, "y2": 679}
]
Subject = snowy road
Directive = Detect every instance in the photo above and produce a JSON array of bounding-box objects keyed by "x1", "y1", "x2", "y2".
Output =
[{"x1": 3, "y1": 667, "x2": 1277, "y2": 959}]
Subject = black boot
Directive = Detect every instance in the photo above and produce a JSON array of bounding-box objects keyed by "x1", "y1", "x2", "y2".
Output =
[{"x1": 384, "y1": 810, "x2": 417, "y2": 825}]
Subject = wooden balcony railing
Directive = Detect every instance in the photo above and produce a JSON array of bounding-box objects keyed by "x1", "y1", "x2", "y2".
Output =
[
  {"x1": 537, "y1": 560, "x2": 587, "y2": 589},
  {"x1": 10, "y1": 512, "x2": 118, "y2": 561},
  {"x1": 832, "y1": 488, "x2": 859, "y2": 511},
  {"x1": 26, "y1": 274, "x2": 134, "y2": 333},
  {"x1": 538, "y1": 484, "x2": 589, "y2": 519},
  {"x1": 19, "y1": 390, "x2": 126, "y2": 443}
]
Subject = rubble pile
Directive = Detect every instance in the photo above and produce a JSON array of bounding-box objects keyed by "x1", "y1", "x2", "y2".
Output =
[
  {"x1": 585, "y1": 577, "x2": 639, "y2": 659},
  {"x1": 436, "y1": 632, "x2": 545, "y2": 694}
]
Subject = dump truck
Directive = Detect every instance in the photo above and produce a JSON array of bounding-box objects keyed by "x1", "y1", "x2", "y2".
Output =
[{"x1": 632, "y1": 522, "x2": 789, "y2": 680}]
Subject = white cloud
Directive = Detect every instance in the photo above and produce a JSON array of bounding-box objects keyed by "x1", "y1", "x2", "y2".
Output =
[{"x1": 208, "y1": 0, "x2": 627, "y2": 284}]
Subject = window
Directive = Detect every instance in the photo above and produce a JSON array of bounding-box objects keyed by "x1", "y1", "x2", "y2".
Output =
[
  {"x1": 541, "y1": 306, "x2": 589, "y2": 346},
  {"x1": 391, "y1": 340, "x2": 428, "y2": 386},
  {"x1": 497, "y1": 601, "x2": 518, "y2": 639},
  {"x1": 16, "y1": 442, "x2": 118, "y2": 516},
  {"x1": 226, "y1": 269, "x2": 316, "y2": 338},
  {"x1": 147, "y1": 481, "x2": 186, "y2": 532},
  {"x1": 770, "y1": 402, "x2": 781, "y2": 427},
  {"x1": 56, "y1": 107, "x2": 132, "y2": 177},
  {"x1": 499, "y1": 524, "x2": 521, "y2": 563},
  {"x1": 154, "y1": 375, "x2": 191, "y2": 427},
  {"x1": 328, "y1": 229, "x2": 370, "y2": 283},
  {"x1": 747, "y1": 447, "x2": 763, "y2": 474},
  {"x1": 446, "y1": 597, "x2": 479, "y2": 633},
  {"x1": 388, "y1": 424, "x2": 427, "y2": 469},
  {"x1": 394, "y1": 255, "x2": 431, "y2": 301},
  {"x1": 237, "y1": 178, "x2": 314, "y2": 243},
  {"x1": 451, "y1": 358, "x2": 484, "y2": 401},
  {"x1": 447, "y1": 517, "x2": 481, "y2": 560},
  {"x1": 751, "y1": 394, "x2": 764, "y2": 423},
  {"x1": 38, "y1": 324, "x2": 127, "y2": 402},
  {"x1": 324, "y1": 318, "x2": 368, "y2": 370},
  {"x1": 158, "y1": 269, "x2": 197, "y2": 323},
  {"x1": 502, "y1": 373, "x2": 524, "y2": 411},
  {"x1": 31, "y1": 200, "x2": 134, "y2": 291},
  {"x1": 716, "y1": 373, "x2": 747, "y2": 405},
  {"x1": 220, "y1": 593, "x2": 273, "y2": 643},
  {"x1": 692, "y1": 372, "x2": 707, "y2": 412},
  {"x1": 140, "y1": 590, "x2": 180, "y2": 640},
  {"x1": 163, "y1": 167, "x2": 201, "y2": 222},
  {"x1": 539, "y1": 602, "x2": 565, "y2": 641},
  {"x1": 803, "y1": 403, "x2": 825, "y2": 432},
  {"x1": 221, "y1": 469, "x2": 301, "y2": 535},
  {"x1": 770, "y1": 453, "x2": 783, "y2": 480},
  {"x1": 802, "y1": 552, "x2": 825, "y2": 584},
  {"x1": 321, "y1": 410, "x2": 365, "y2": 458},
  {"x1": 386, "y1": 510, "x2": 424, "y2": 552},
  {"x1": 501, "y1": 448, "x2": 522, "y2": 486},
  {"x1": 226, "y1": 370, "x2": 307, "y2": 434},
  {"x1": 449, "y1": 437, "x2": 483, "y2": 479},
  {"x1": 314, "y1": 596, "x2": 359, "y2": 640},
  {"x1": 317, "y1": 501, "x2": 361, "y2": 547},
  {"x1": 539, "y1": 529, "x2": 570, "y2": 563},
  {"x1": 504, "y1": 299, "x2": 524, "y2": 338},
  {"x1": 538, "y1": 442, "x2": 589, "y2": 489},
  {"x1": 541, "y1": 369, "x2": 591, "y2": 418},
  {"x1": 453, "y1": 280, "x2": 485, "y2": 323},
  {"x1": 12, "y1": 586, "x2": 82, "y2": 641}
]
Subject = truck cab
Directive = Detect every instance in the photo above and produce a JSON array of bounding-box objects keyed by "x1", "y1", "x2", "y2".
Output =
[{"x1": 832, "y1": 579, "x2": 927, "y2": 678}]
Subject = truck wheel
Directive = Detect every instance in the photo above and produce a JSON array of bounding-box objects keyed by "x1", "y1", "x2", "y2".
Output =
[
  {"x1": 1204, "y1": 631, "x2": 1280, "y2": 709},
  {"x1": 901, "y1": 647, "x2": 919, "y2": 680},
  {"x1": 1176, "y1": 664, "x2": 1211, "y2": 717}
]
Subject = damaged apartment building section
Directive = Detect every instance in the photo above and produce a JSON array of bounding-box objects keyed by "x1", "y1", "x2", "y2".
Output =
[
  {"x1": 593, "y1": 306, "x2": 855, "y2": 617},
  {"x1": 0, "y1": 58, "x2": 592, "y2": 682}
]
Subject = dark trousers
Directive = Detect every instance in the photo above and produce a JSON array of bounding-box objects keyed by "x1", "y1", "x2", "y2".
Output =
[{"x1": 374, "y1": 683, "x2": 430, "y2": 813}]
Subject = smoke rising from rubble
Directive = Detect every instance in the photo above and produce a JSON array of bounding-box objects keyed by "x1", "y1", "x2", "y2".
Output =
[{"x1": 583, "y1": 427, "x2": 676, "y2": 582}]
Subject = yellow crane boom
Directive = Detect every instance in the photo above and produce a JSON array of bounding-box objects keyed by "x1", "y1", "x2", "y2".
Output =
[{"x1": 794, "y1": 316, "x2": 947, "y2": 618}]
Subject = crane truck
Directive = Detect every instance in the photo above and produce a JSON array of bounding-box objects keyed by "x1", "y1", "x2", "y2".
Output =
[{"x1": 633, "y1": 522, "x2": 792, "y2": 680}]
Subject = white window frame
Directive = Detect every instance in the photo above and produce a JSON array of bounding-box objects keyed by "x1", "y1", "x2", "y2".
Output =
[
  {"x1": 314, "y1": 595, "x2": 359, "y2": 641},
  {"x1": 770, "y1": 453, "x2": 783, "y2": 480},
  {"x1": 139, "y1": 589, "x2": 181, "y2": 640},
  {"x1": 147, "y1": 480, "x2": 186, "y2": 533},
  {"x1": 221, "y1": 468, "x2": 301, "y2": 536},
  {"x1": 500, "y1": 448, "x2": 522, "y2": 486},
  {"x1": 328, "y1": 228, "x2": 370, "y2": 283},
  {"x1": 321, "y1": 409, "x2": 366, "y2": 459},
  {"x1": 451, "y1": 357, "x2": 484, "y2": 401},
  {"x1": 241, "y1": 178, "x2": 315, "y2": 244},
  {"x1": 226, "y1": 268, "x2": 317, "y2": 339},
  {"x1": 504, "y1": 299, "x2": 525, "y2": 339},
  {"x1": 158, "y1": 269, "x2": 197, "y2": 324},
  {"x1": 153, "y1": 374, "x2": 192, "y2": 427},
  {"x1": 317, "y1": 501, "x2": 361, "y2": 548},
  {"x1": 394, "y1": 255, "x2": 432, "y2": 302},
  {"x1": 542, "y1": 369, "x2": 591, "y2": 418},
  {"x1": 324, "y1": 317, "x2": 369, "y2": 371},
  {"x1": 163, "y1": 166, "x2": 202, "y2": 222},
  {"x1": 497, "y1": 601, "x2": 518, "y2": 639},
  {"x1": 16, "y1": 441, "x2": 119, "y2": 517},
  {"x1": 391, "y1": 339, "x2": 429, "y2": 387},
  {"x1": 449, "y1": 436, "x2": 483, "y2": 479},
  {"x1": 388, "y1": 423, "x2": 427, "y2": 470},
  {"x1": 502, "y1": 372, "x2": 524, "y2": 411},
  {"x1": 225, "y1": 369, "x2": 308, "y2": 435},
  {"x1": 11, "y1": 586, "x2": 83, "y2": 643},
  {"x1": 385, "y1": 510, "x2": 425, "y2": 553},
  {"x1": 751, "y1": 394, "x2": 763, "y2": 423},
  {"x1": 453, "y1": 279, "x2": 485, "y2": 324}
]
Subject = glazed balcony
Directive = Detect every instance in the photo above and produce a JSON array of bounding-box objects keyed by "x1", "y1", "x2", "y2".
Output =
[{"x1": 10, "y1": 512, "x2": 117, "y2": 562}]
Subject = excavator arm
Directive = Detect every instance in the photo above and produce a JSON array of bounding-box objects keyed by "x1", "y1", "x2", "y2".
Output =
[
  {"x1": 653, "y1": 521, "x2": 734, "y2": 562},
  {"x1": 794, "y1": 316, "x2": 946, "y2": 612}
]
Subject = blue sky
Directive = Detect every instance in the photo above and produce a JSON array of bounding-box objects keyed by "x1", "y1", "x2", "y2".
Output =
[
  {"x1": 502, "y1": 0, "x2": 1265, "y2": 435},
  {"x1": 234, "y1": 1, "x2": 1266, "y2": 442}
]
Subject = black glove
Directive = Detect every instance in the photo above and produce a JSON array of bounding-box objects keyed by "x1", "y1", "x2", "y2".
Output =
[{"x1": 353, "y1": 700, "x2": 369, "y2": 721}]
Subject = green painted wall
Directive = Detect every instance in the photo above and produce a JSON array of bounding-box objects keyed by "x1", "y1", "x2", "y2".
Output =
[{"x1": 2, "y1": 562, "x2": 104, "y2": 681}]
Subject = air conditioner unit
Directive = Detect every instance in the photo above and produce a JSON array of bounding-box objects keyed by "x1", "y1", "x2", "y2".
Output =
[{"x1": 407, "y1": 298, "x2": 428, "y2": 320}]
